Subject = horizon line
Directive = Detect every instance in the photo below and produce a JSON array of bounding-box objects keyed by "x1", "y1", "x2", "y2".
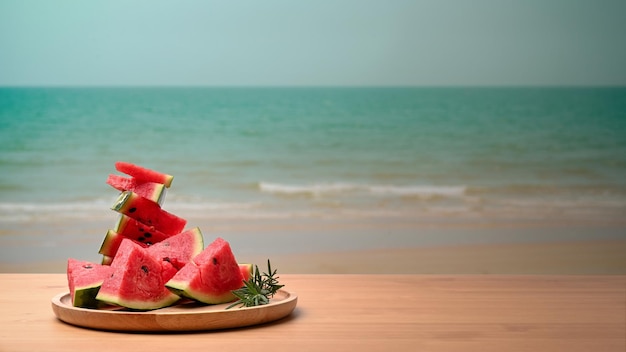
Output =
[{"x1": 1, "y1": 84, "x2": 625, "y2": 89}]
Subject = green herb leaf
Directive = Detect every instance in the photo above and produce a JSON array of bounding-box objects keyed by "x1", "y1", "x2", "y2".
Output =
[{"x1": 227, "y1": 259, "x2": 284, "y2": 309}]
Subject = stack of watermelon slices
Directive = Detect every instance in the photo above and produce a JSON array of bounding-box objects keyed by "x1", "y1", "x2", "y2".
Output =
[{"x1": 66, "y1": 162, "x2": 252, "y2": 310}]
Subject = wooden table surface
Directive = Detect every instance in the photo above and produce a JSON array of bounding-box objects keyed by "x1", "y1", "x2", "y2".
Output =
[{"x1": 0, "y1": 274, "x2": 624, "y2": 352}]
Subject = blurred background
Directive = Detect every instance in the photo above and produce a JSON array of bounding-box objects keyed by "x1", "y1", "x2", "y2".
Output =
[{"x1": 1, "y1": 0, "x2": 625, "y2": 274}]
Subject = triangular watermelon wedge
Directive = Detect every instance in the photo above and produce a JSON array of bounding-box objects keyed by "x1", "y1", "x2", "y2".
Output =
[
  {"x1": 165, "y1": 237, "x2": 244, "y2": 304},
  {"x1": 112, "y1": 191, "x2": 186, "y2": 236},
  {"x1": 147, "y1": 227, "x2": 204, "y2": 270},
  {"x1": 115, "y1": 161, "x2": 173, "y2": 188},
  {"x1": 96, "y1": 239, "x2": 180, "y2": 310},
  {"x1": 106, "y1": 174, "x2": 167, "y2": 205},
  {"x1": 66, "y1": 258, "x2": 114, "y2": 308}
]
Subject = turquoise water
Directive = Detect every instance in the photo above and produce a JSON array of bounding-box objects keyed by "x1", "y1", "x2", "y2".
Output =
[{"x1": 1, "y1": 87, "x2": 625, "y2": 225}]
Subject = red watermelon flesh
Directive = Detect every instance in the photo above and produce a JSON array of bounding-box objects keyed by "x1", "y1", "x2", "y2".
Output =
[
  {"x1": 165, "y1": 237, "x2": 244, "y2": 304},
  {"x1": 239, "y1": 263, "x2": 253, "y2": 282},
  {"x1": 106, "y1": 174, "x2": 166, "y2": 205},
  {"x1": 115, "y1": 214, "x2": 172, "y2": 244},
  {"x1": 160, "y1": 259, "x2": 179, "y2": 282},
  {"x1": 98, "y1": 229, "x2": 150, "y2": 258},
  {"x1": 66, "y1": 258, "x2": 114, "y2": 308},
  {"x1": 96, "y1": 239, "x2": 180, "y2": 310},
  {"x1": 112, "y1": 191, "x2": 186, "y2": 235},
  {"x1": 147, "y1": 227, "x2": 204, "y2": 270},
  {"x1": 115, "y1": 161, "x2": 174, "y2": 188}
]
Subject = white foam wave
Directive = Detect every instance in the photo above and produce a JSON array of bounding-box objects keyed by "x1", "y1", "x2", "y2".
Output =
[
  {"x1": 164, "y1": 201, "x2": 261, "y2": 215},
  {"x1": 258, "y1": 182, "x2": 467, "y2": 198},
  {"x1": 0, "y1": 200, "x2": 112, "y2": 213},
  {"x1": 0, "y1": 201, "x2": 113, "y2": 223},
  {"x1": 368, "y1": 185, "x2": 467, "y2": 197},
  {"x1": 0, "y1": 199, "x2": 261, "y2": 222},
  {"x1": 258, "y1": 182, "x2": 359, "y2": 196}
]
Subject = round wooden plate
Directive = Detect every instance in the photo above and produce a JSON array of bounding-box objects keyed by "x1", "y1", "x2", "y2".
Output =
[{"x1": 51, "y1": 290, "x2": 297, "y2": 332}]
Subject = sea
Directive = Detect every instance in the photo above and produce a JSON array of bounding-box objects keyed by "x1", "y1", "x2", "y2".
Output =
[{"x1": 1, "y1": 87, "x2": 625, "y2": 264}]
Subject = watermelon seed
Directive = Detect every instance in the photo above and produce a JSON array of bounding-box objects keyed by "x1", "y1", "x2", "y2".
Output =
[
  {"x1": 82, "y1": 264, "x2": 93, "y2": 269},
  {"x1": 212, "y1": 257, "x2": 218, "y2": 265},
  {"x1": 145, "y1": 242, "x2": 153, "y2": 246},
  {"x1": 137, "y1": 237, "x2": 145, "y2": 242},
  {"x1": 164, "y1": 257, "x2": 171, "y2": 262},
  {"x1": 141, "y1": 265, "x2": 149, "y2": 274},
  {"x1": 128, "y1": 207, "x2": 137, "y2": 213},
  {"x1": 144, "y1": 233, "x2": 152, "y2": 238}
]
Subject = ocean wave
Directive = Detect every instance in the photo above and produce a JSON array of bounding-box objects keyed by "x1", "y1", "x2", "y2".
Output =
[
  {"x1": 165, "y1": 201, "x2": 260, "y2": 211},
  {"x1": 0, "y1": 200, "x2": 113, "y2": 213},
  {"x1": 258, "y1": 182, "x2": 467, "y2": 198},
  {"x1": 368, "y1": 185, "x2": 467, "y2": 197},
  {"x1": 2, "y1": 183, "x2": 623, "y2": 225},
  {"x1": 0, "y1": 199, "x2": 112, "y2": 223},
  {"x1": 258, "y1": 182, "x2": 358, "y2": 196},
  {"x1": 0, "y1": 199, "x2": 261, "y2": 223},
  {"x1": 467, "y1": 184, "x2": 626, "y2": 197}
]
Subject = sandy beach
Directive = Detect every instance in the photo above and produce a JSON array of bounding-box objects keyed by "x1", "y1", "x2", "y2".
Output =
[
  {"x1": 2, "y1": 240, "x2": 625, "y2": 275},
  {"x1": 255, "y1": 239, "x2": 626, "y2": 274},
  {"x1": 1, "y1": 215, "x2": 624, "y2": 275}
]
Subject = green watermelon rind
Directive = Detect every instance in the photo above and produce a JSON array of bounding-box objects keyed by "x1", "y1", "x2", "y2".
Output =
[
  {"x1": 96, "y1": 290, "x2": 180, "y2": 311},
  {"x1": 156, "y1": 186, "x2": 166, "y2": 205},
  {"x1": 73, "y1": 282, "x2": 107, "y2": 309},
  {"x1": 98, "y1": 229, "x2": 116, "y2": 256},
  {"x1": 165, "y1": 278, "x2": 237, "y2": 305},
  {"x1": 111, "y1": 191, "x2": 135, "y2": 213}
]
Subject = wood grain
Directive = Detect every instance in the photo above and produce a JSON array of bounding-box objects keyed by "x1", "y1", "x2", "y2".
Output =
[{"x1": 0, "y1": 274, "x2": 624, "y2": 352}]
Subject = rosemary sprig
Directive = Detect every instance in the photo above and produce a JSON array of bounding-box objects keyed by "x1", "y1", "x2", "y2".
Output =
[{"x1": 227, "y1": 259, "x2": 284, "y2": 309}]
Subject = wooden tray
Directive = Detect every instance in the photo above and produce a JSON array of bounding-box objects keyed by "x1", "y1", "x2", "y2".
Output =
[{"x1": 51, "y1": 290, "x2": 297, "y2": 332}]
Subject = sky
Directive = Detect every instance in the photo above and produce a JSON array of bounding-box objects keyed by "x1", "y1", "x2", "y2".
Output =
[{"x1": 1, "y1": 0, "x2": 625, "y2": 87}]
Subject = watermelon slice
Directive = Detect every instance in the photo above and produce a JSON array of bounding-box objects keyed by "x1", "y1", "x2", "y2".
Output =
[
  {"x1": 98, "y1": 214, "x2": 177, "y2": 259},
  {"x1": 66, "y1": 258, "x2": 113, "y2": 308},
  {"x1": 115, "y1": 161, "x2": 174, "y2": 188},
  {"x1": 147, "y1": 227, "x2": 204, "y2": 270},
  {"x1": 165, "y1": 237, "x2": 244, "y2": 305},
  {"x1": 106, "y1": 174, "x2": 166, "y2": 205},
  {"x1": 98, "y1": 229, "x2": 150, "y2": 258},
  {"x1": 115, "y1": 214, "x2": 173, "y2": 244},
  {"x1": 112, "y1": 191, "x2": 186, "y2": 235},
  {"x1": 96, "y1": 239, "x2": 180, "y2": 310}
]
